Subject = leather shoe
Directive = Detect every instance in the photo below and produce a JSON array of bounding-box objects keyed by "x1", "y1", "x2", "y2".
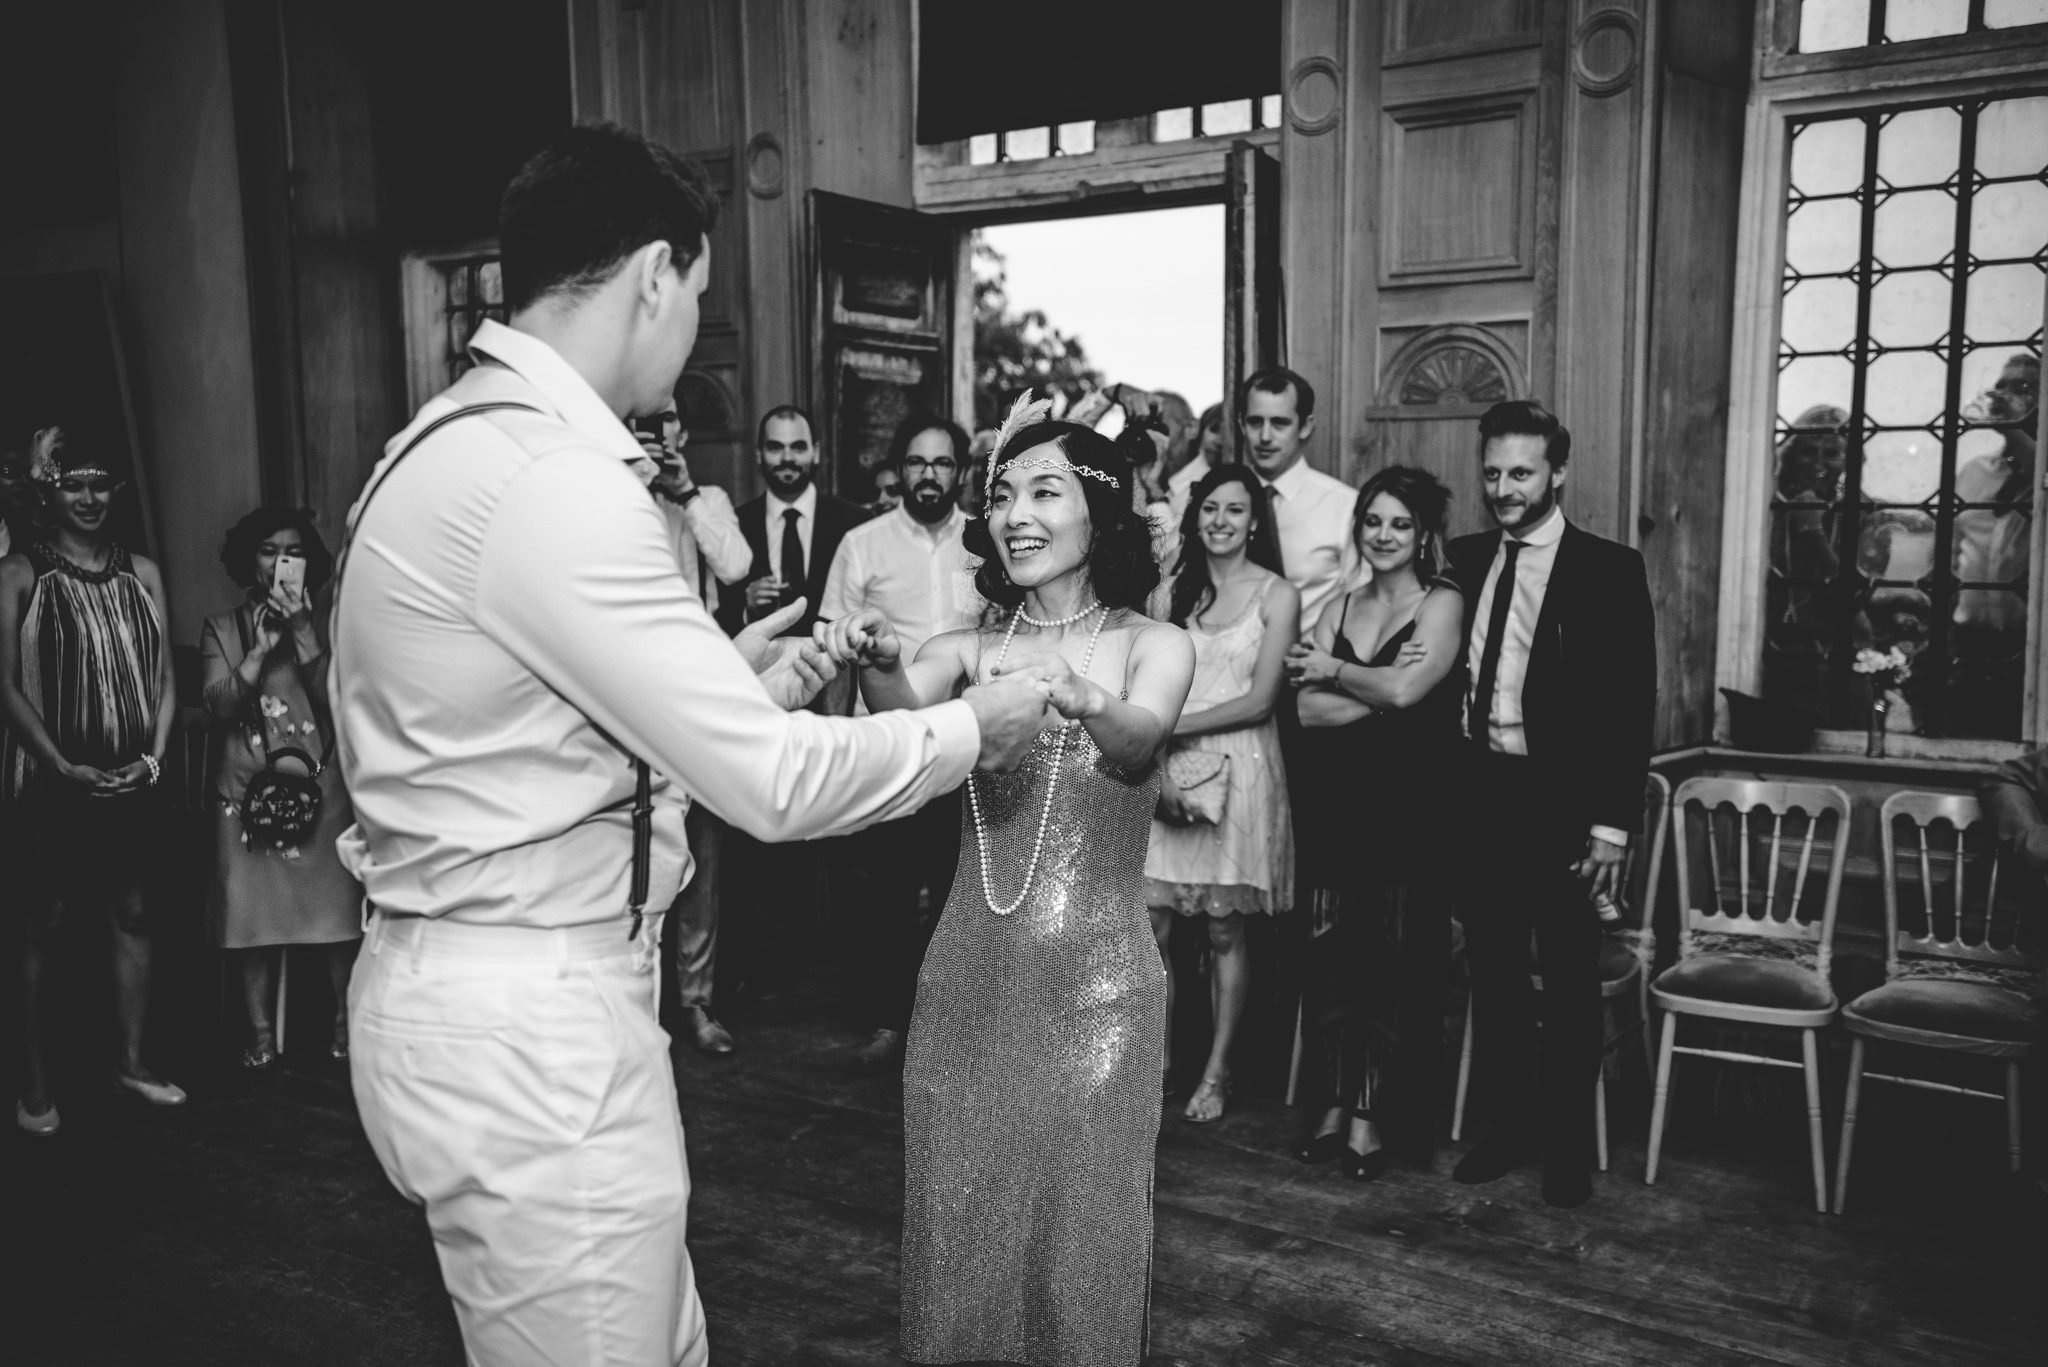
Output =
[
  {"x1": 1452, "y1": 1139, "x2": 1535, "y2": 1185},
  {"x1": 683, "y1": 1006, "x2": 735, "y2": 1055},
  {"x1": 16, "y1": 1097, "x2": 60, "y2": 1137},
  {"x1": 1542, "y1": 1166, "x2": 1593, "y2": 1209},
  {"x1": 856, "y1": 1027, "x2": 904, "y2": 1070},
  {"x1": 1341, "y1": 1146, "x2": 1388, "y2": 1182},
  {"x1": 1295, "y1": 1131, "x2": 1344, "y2": 1165}
]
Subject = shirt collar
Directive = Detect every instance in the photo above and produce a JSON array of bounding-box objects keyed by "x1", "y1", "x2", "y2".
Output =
[
  {"x1": 465, "y1": 319, "x2": 645, "y2": 467},
  {"x1": 1505, "y1": 504, "x2": 1568, "y2": 550},
  {"x1": 1266, "y1": 456, "x2": 1314, "y2": 499},
  {"x1": 766, "y1": 483, "x2": 818, "y2": 522}
]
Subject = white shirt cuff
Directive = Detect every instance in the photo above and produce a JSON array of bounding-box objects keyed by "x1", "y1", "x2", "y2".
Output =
[
  {"x1": 1590, "y1": 824, "x2": 1630, "y2": 848},
  {"x1": 921, "y1": 698, "x2": 982, "y2": 789}
]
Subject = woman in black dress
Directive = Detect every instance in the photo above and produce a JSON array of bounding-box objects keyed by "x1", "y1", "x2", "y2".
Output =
[{"x1": 1284, "y1": 465, "x2": 1464, "y2": 1179}]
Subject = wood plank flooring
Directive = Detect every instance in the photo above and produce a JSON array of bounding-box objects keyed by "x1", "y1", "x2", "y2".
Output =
[{"x1": 7, "y1": 984, "x2": 2040, "y2": 1366}]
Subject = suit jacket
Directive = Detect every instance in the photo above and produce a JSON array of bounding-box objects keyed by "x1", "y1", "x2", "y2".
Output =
[
  {"x1": 1448, "y1": 521, "x2": 1657, "y2": 836},
  {"x1": 717, "y1": 491, "x2": 868, "y2": 638}
]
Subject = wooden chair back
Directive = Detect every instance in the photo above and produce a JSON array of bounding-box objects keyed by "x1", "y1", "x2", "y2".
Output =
[
  {"x1": 1879, "y1": 790, "x2": 2039, "y2": 977},
  {"x1": 1670, "y1": 777, "x2": 1853, "y2": 974}
]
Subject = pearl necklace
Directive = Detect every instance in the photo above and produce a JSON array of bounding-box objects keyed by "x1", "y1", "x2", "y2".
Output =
[
  {"x1": 1017, "y1": 598, "x2": 1101, "y2": 628},
  {"x1": 967, "y1": 603, "x2": 1111, "y2": 916}
]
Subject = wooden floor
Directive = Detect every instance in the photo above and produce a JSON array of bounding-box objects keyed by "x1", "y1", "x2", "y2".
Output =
[{"x1": 7, "y1": 983, "x2": 2042, "y2": 1367}]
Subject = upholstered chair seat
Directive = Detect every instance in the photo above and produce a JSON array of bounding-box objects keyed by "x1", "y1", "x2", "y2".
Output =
[
  {"x1": 1652, "y1": 953, "x2": 1836, "y2": 1023},
  {"x1": 1842, "y1": 978, "x2": 2039, "y2": 1057}
]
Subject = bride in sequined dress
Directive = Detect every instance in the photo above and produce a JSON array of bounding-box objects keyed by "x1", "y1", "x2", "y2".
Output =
[{"x1": 815, "y1": 407, "x2": 1193, "y2": 1367}]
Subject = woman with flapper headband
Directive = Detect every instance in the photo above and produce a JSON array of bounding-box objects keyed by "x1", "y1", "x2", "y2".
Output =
[
  {"x1": 814, "y1": 392, "x2": 1195, "y2": 1367},
  {"x1": 1, "y1": 426, "x2": 183, "y2": 1136}
]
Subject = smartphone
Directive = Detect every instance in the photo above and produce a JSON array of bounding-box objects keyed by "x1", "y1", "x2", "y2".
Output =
[{"x1": 275, "y1": 554, "x2": 306, "y2": 595}]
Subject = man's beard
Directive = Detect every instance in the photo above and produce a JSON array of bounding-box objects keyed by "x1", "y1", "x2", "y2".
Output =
[
  {"x1": 767, "y1": 464, "x2": 812, "y2": 497},
  {"x1": 1489, "y1": 483, "x2": 1557, "y2": 531},
  {"x1": 905, "y1": 480, "x2": 951, "y2": 524}
]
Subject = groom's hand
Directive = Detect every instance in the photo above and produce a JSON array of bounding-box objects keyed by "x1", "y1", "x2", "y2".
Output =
[
  {"x1": 962, "y1": 679, "x2": 1046, "y2": 772},
  {"x1": 734, "y1": 597, "x2": 807, "y2": 674}
]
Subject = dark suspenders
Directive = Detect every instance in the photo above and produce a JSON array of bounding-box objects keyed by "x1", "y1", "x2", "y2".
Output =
[{"x1": 337, "y1": 400, "x2": 658, "y2": 939}]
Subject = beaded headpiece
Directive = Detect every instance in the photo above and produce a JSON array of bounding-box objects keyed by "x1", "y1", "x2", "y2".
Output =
[
  {"x1": 28, "y1": 427, "x2": 114, "y2": 485},
  {"x1": 987, "y1": 390, "x2": 1121, "y2": 489}
]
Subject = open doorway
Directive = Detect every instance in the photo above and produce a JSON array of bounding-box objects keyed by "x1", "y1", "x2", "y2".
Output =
[{"x1": 972, "y1": 204, "x2": 1226, "y2": 433}]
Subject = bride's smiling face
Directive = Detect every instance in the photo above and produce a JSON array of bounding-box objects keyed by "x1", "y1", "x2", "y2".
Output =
[{"x1": 987, "y1": 444, "x2": 1092, "y2": 589}]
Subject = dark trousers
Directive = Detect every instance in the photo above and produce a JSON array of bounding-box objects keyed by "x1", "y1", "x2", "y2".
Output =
[
  {"x1": 1459, "y1": 749, "x2": 1603, "y2": 1175},
  {"x1": 848, "y1": 787, "x2": 962, "y2": 1034}
]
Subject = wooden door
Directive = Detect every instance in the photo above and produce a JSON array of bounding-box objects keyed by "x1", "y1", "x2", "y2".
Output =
[
  {"x1": 1223, "y1": 140, "x2": 1283, "y2": 460},
  {"x1": 809, "y1": 191, "x2": 961, "y2": 502}
]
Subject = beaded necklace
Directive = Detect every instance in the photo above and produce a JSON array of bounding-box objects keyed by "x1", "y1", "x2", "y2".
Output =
[{"x1": 966, "y1": 602, "x2": 1110, "y2": 916}]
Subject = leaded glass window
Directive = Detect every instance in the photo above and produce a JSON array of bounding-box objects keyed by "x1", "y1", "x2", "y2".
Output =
[
  {"x1": 1799, "y1": 0, "x2": 2048, "y2": 53},
  {"x1": 1765, "y1": 95, "x2": 2047, "y2": 738},
  {"x1": 437, "y1": 254, "x2": 506, "y2": 389}
]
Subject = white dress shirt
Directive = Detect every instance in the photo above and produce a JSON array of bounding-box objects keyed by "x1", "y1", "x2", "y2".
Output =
[
  {"x1": 820, "y1": 504, "x2": 982, "y2": 664},
  {"x1": 764, "y1": 484, "x2": 818, "y2": 582},
  {"x1": 1262, "y1": 457, "x2": 1359, "y2": 634},
  {"x1": 1463, "y1": 505, "x2": 1627, "y2": 847},
  {"x1": 330, "y1": 319, "x2": 980, "y2": 928},
  {"x1": 656, "y1": 485, "x2": 751, "y2": 601}
]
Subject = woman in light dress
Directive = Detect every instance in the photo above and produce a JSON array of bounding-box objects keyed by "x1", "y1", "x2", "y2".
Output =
[{"x1": 1146, "y1": 463, "x2": 1298, "y2": 1123}]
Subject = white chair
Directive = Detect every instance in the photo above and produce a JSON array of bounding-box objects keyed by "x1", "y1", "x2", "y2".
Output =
[
  {"x1": 1645, "y1": 778, "x2": 1850, "y2": 1212},
  {"x1": 1451, "y1": 773, "x2": 1672, "y2": 1172},
  {"x1": 1833, "y1": 791, "x2": 2042, "y2": 1213}
]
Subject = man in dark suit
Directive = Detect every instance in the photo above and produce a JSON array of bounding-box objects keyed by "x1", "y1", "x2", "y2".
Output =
[
  {"x1": 717, "y1": 404, "x2": 867, "y2": 639},
  {"x1": 1448, "y1": 399, "x2": 1656, "y2": 1208}
]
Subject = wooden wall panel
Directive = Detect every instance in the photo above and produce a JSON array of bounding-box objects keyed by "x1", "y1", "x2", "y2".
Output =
[
  {"x1": 1381, "y1": 95, "x2": 1536, "y2": 282},
  {"x1": 803, "y1": 0, "x2": 913, "y2": 206},
  {"x1": 1386, "y1": 0, "x2": 1538, "y2": 59},
  {"x1": 1284, "y1": 1, "x2": 1357, "y2": 479}
]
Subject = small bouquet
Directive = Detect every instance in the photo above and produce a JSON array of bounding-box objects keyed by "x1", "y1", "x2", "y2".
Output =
[
  {"x1": 1851, "y1": 645, "x2": 1913, "y2": 691},
  {"x1": 1851, "y1": 645, "x2": 1913, "y2": 756}
]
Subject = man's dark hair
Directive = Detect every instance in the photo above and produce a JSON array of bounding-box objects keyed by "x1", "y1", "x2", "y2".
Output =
[
  {"x1": 499, "y1": 123, "x2": 721, "y2": 314},
  {"x1": 1236, "y1": 366, "x2": 1316, "y2": 422},
  {"x1": 756, "y1": 403, "x2": 816, "y2": 450},
  {"x1": 1477, "y1": 399, "x2": 1572, "y2": 469},
  {"x1": 888, "y1": 413, "x2": 969, "y2": 467}
]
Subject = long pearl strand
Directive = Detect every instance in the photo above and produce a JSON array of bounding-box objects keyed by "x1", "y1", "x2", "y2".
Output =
[{"x1": 967, "y1": 603, "x2": 1110, "y2": 916}]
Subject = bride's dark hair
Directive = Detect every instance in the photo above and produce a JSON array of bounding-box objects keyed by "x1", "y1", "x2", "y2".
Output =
[{"x1": 962, "y1": 420, "x2": 1160, "y2": 611}]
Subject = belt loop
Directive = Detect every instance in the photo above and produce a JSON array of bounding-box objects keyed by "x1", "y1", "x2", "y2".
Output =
[
  {"x1": 359, "y1": 896, "x2": 375, "y2": 934},
  {"x1": 366, "y1": 908, "x2": 386, "y2": 957},
  {"x1": 407, "y1": 920, "x2": 427, "y2": 973},
  {"x1": 553, "y1": 926, "x2": 571, "y2": 980}
]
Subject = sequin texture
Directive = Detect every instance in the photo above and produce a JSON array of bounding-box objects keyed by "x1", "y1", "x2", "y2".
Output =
[{"x1": 901, "y1": 721, "x2": 1165, "y2": 1367}]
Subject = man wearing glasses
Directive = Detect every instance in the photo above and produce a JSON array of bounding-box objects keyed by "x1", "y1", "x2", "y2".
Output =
[{"x1": 820, "y1": 413, "x2": 982, "y2": 1068}]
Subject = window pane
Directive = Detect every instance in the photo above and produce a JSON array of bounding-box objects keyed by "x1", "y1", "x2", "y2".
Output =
[
  {"x1": 1201, "y1": 99, "x2": 1254, "y2": 135},
  {"x1": 1261, "y1": 94, "x2": 1283, "y2": 128},
  {"x1": 1154, "y1": 108, "x2": 1194, "y2": 142},
  {"x1": 1791, "y1": 118, "x2": 1868, "y2": 197},
  {"x1": 1056, "y1": 121, "x2": 1095, "y2": 155},
  {"x1": 969, "y1": 134, "x2": 999, "y2": 165},
  {"x1": 1978, "y1": 96, "x2": 2048, "y2": 178},
  {"x1": 1987, "y1": 0, "x2": 2048, "y2": 25},
  {"x1": 447, "y1": 263, "x2": 471, "y2": 307},
  {"x1": 1870, "y1": 268, "x2": 1953, "y2": 348},
  {"x1": 1799, "y1": 0, "x2": 1872, "y2": 51},
  {"x1": 1765, "y1": 103, "x2": 2048, "y2": 738},
  {"x1": 1878, "y1": 106, "x2": 1960, "y2": 188},
  {"x1": 1005, "y1": 127, "x2": 1050, "y2": 161},
  {"x1": 1970, "y1": 179, "x2": 2048, "y2": 260},
  {"x1": 478, "y1": 260, "x2": 503, "y2": 306},
  {"x1": 1886, "y1": 0, "x2": 1971, "y2": 42}
]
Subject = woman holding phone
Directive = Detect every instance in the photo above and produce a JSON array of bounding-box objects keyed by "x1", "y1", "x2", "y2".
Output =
[{"x1": 201, "y1": 508, "x2": 360, "y2": 1069}]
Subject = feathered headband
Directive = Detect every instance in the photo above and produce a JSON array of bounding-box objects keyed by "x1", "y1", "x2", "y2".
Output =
[
  {"x1": 986, "y1": 390, "x2": 1120, "y2": 489},
  {"x1": 28, "y1": 427, "x2": 114, "y2": 485}
]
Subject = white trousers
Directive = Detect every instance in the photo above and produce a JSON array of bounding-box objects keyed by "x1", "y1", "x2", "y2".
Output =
[{"x1": 349, "y1": 912, "x2": 707, "y2": 1367}]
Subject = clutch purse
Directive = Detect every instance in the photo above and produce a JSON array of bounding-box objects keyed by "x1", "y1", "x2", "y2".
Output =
[{"x1": 1164, "y1": 747, "x2": 1229, "y2": 824}]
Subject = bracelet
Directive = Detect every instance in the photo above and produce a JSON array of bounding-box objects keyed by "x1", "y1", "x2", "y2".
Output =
[{"x1": 141, "y1": 753, "x2": 162, "y2": 787}]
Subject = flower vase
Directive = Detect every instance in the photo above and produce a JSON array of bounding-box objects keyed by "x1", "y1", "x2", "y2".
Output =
[{"x1": 1867, "y1": 691, "x2": 1890, "y2": 758}]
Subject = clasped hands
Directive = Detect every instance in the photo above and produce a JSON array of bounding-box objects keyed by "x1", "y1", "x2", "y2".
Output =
[{"x1": 810, "y1": 608, "x2": 1088, "y2": 773}]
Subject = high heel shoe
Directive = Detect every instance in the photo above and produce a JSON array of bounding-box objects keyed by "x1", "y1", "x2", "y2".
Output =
[
  {"x1": 1341, "y1": 1145, "x2": 1387, "y2": 1182},
  {"x1": 1295, "y1": 1131, "x2": 1344, "y2": 1164}
]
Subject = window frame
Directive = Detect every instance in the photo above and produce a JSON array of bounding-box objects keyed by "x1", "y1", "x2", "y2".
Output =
[{"x1": 1715, "y1": 5, "x2": 2048, "y2": 759}]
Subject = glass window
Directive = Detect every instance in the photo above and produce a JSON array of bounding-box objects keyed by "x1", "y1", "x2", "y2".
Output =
[
  {"x1": 435, "y1": 256, "x2": 507, "y2": 390},
  {"x1": 1055, "y1": 121, "x2": 1096, "y2": 156},
  {"x1": 1799, "y1": 0, "x2": 2048, "y2": 52},
  {"x1": 1764, "y1": 97, "x2": 2047, "y2": 738},
  {"x1": 968, "y1": 133, "x2": 999, "y2": 166},
  {"x1": 1003, "y1": 127, "x2": 1051, "y2": 161},
  {"x1": 1153, "y1": 107, "x2": 1194, "y2": 142}
]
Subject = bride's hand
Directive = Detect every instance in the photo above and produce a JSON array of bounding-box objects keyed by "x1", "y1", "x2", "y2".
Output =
[
  {"x1": 811, "y1": 608, "x2": 902, "y2": 671},
  {"x1": 991, "y1": 652, "x2": 1103, "y2": 721}
]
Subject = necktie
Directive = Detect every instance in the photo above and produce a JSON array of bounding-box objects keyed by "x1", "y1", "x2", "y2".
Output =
[
  {"x1": 1262, "y1": 483, "x2": 1285, "y2": 576},
  {"x1": 1467, "y1": 539, "x2": 1524, "y2": 746},
  {"x1": 780, "y1": 507, "x2": 806, "y2": 602}
]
